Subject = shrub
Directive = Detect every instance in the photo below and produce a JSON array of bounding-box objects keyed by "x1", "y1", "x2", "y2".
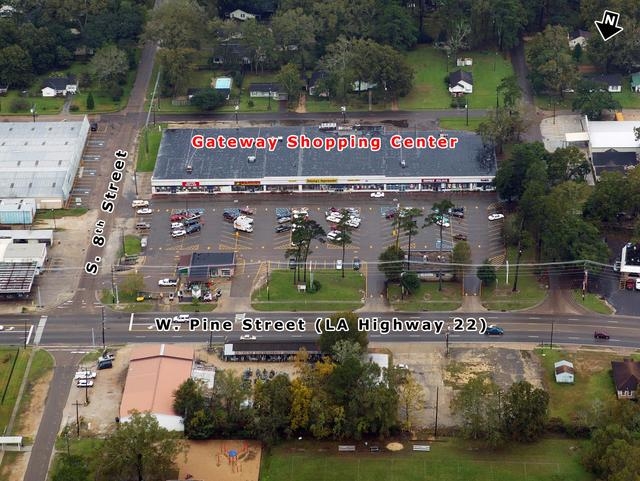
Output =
[
  {"x1": 69, "y1": 103, "x2": 80, "y2": 112},
  {"x1": 86, "y1": 92, "x2": 95, "y2": 110},
  {"x1": 308, "y1": 279, "x2": 322, "y2": 293},
  {"x1": 109, "y1": 84, "x2": 123, "y2": 101},
  {"x1": 247, "y1": 100, "x2": 254, "y2": 108},
  {"x1": 9, "y1": 98, "x2": 29, "y2": 113}
]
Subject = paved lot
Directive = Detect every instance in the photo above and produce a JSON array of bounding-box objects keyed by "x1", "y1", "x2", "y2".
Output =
[{"x1": 120, "y1": 193, "x2": 502, "y2": 300}]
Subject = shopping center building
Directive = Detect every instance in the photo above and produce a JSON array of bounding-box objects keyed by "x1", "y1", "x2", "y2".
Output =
[{"x1": 151, "y1": 125, "x2": 496, "y2": 194}]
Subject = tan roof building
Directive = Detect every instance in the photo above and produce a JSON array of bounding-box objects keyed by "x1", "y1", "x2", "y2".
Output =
[{"x1": 119, "y1": 344, "x2": 194, "y2": 431}]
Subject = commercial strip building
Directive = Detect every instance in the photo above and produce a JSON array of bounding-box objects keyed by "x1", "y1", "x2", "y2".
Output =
[
  {"x1": 0, "y1": 118, "x2": 90, "y2": 209},
  {"x1": 119, "y1": 344, "x2": 195, "y2": 431},
  {"x1": 151, "y1": 126, "x2": 497, "y2": 195}
]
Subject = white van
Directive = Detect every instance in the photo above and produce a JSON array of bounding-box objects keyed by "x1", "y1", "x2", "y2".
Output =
[{"x1": 131, "y1": 200, "x2": 149, "y2": 208}]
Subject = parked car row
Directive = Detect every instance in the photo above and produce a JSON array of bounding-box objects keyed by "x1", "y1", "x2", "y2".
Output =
[{"x1": 170, "y1": 209, "x2": 203, "y2": 238}]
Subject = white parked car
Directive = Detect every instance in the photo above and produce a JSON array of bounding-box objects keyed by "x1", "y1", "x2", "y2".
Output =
[
  {"x1": 74, "y1": 371, "x2": 97, "y2": 380},
  {"x1": 346, "y1": 218, "x2": 361, "y2": 228},
  {"x1": 76, "y1": 379, "x2": 94, "y2": 387},
  {"x1": 136, "y1": 208, "x2": 153, "y2": 215},
  {"x1": 240, "y1": 334, "x2": 256, "y2": 340},
  {"x1": 171, "y1": 222, "x2": 183, "y2": 229},
  {"x1": 131, "y1": 200, "x2": 149, "y2": 208},
  {"x1": 370, "y1": 191, "x2": 385, "y2": 198},
  {"x1": 327, "y1": 230, "x2": 343, "y2": 242},
  {"x1": 336, "y1": 259, "x2": 343, "y2": 270},
  {"x1": 435, "y1": 217, "x2": 450, "y2": 228},
  {"x1": 488, "y1": 213, "x2": 505, "y2": 221},
  {"x1": 172, "y1": 229, "x2": 186, "y2": 238},
  {"x1": 158, "y1": 278, "x2": 178, "y2": 287}
]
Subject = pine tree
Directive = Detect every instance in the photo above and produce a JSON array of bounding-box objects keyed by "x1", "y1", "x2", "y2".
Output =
[{"x1": 86, "y1": 92, "x2": 95, "y2": 110}]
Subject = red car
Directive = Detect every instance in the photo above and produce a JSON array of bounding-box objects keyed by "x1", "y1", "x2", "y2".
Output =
[{"x1": 170, "y1": 213, "x2": 187, "y2": 222}]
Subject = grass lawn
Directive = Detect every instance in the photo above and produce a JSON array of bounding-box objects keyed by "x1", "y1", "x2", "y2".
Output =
[
  {"x1": 399, "y1": 46, "x2": 513, "y2": 110},
  {"x1": 123, "y1": 235, "x2": 141, "y2": 256},
  {"x1": 14, "y1": 350, "x2": 54, "y2": 437},
  {"x1": 388, "y1": 282, "x2": 462, "y2": 311},
  {"x1": 438, "y1": 117, "x2": 486, "y2": 131},
  {"x1": 260, "y1": 437, "x2": 591, "y2": 481},
  {"x1": 0, "y1": 348, "x2": 30, "y2": 430},
  {"x1": 571, "y1": 290, "x2": 613, "y2": 315},
  {"x1": 34, "y1": 208, "x2": 88, "y2": 221},
  {"x1": 180, "y1": 303, "x2": 217, "y2": 312},
  {"x1": 535, "y1": 348, "x2": 640, "y2": 422},
  {"x1": 481, "y1": 247, "x2": 548, "y2": 311},
  {"x1": 137, "y1": 125, "x2": 164, "y2": 172},
  {"x1": 252, "y1": 270, "x2": 364, "y2": 311},
  {"x1": 0, "y1": 90, "x2": 65, "y2": 115}
]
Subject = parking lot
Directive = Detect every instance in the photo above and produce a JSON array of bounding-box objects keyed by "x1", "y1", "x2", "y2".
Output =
[{"x1": 125, "y1": 193, "x2": 503, "y2": 298}]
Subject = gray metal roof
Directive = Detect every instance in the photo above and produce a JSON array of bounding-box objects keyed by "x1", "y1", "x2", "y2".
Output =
[
  {"x1": 153, "y1": 127, "x2": 495, "y2": 181},
  {"x1": 0, "y1": 119, "x2": 89, "y2": 199}
]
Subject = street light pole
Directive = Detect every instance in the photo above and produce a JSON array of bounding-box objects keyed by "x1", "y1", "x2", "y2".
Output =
[
  {"x1": 267, "y1": 90, "x2": 271, "y2": 111},
  {"x1": 340, "y1": 105, "x2": 346, "y2": 123},
  {"x1": 465, "y1": 98, "x2": 469, "y2": 126},
  {"x1": 101, "y1": 306, "x2": 106, "y2": 351},
  {"x1": 234, "y1": 105, "x2": 239, "y2": 128},
  {"x1": 30, "y1": 104, "x2": 36, "y2": 122}
]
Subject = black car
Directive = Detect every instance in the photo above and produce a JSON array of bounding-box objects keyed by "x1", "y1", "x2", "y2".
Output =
[
  {"x1": 449, "y1": 207, "x2": 465, "y2": 218},
  {"x1": 385, "y1": 209, "x2": 397, "y2": 219},
  {"x1": 90, "y1": 122, "x2": 98, "y2": 131},
  {"x1": 275, "y1": 224, "x2": 292, "y2": 233},
  {"x1": 223, "y1": 212, "x2": 238, "y2": 222},
  {"x1": 288, "y1": 257, "x2": 297, "y2": 269},
  {"x1": 594, "y1": 331, "x2": 610, "y2": 339},
  {"x1": 185, "y1": 223, "x2": 201, "y2": 234},
  {"x1": 353, "y1": 257, "x2": 361, "y2": 270}
]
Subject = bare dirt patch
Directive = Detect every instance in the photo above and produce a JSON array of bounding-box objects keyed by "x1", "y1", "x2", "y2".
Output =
[{"x1": 177, "y1": 439, "x2": 261, "y2": 481}]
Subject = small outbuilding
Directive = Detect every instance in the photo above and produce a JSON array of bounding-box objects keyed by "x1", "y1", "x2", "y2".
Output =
[{"x1": 554, "y1": 360, "x2": 575, "y2": 384}]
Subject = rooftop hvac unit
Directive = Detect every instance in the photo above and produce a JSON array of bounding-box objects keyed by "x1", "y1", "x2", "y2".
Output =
[
  {"x1": 248, "y1": 156, "x2": 256, "y2": 163},
  {"x1": 186, "y1": 165, "x2": 193, "y2": 174},
  {"x1": 400, "y1": 160, "x2": 406, "y2": 168}
]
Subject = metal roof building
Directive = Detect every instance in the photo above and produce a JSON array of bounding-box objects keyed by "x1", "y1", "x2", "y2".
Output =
[
  {"x1": 0, "y1": 118, "x2": 90, "y2": 208},
  {"x1": 585, "y1": 118, "x2": 640, "y2": 152},
  {"x1": 151, "y1": 126, "x2": 496, "y2": 194}
]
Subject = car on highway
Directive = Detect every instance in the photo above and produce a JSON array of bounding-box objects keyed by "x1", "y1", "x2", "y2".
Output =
[
  {"x1": 488, "y1": 213, "x2": 505, "y2": 221},
  {"x1": 353, "y1": 257, "x2": 361, "y2": 270},
  {"x1": 171, "y1": 229, "x2": 186, "y2": 238},
  {"x1": 484, "y1": 325, "x2": 504, "y2": 335},
  {"x1": 637, "y1": 278, "x2": 640, "y2": 291},
  {"x1": 136, "y1": 208, "x2": 153, "y2": 215},
  {"x1": 336, "y1": 259, "x2": 343, "y2": 270},
  {"x1": 74, "y1": 371, "x2": 97, "y2": 380},
  {"x1": 173, "y1": 314, "x2": 190, "y2": 323},
  {"x1": 158, "y1": 278, "x2": 178, "y2": 287},
  {"x1": 594, "y1": 330, "x2": 610, "y2": 339},
  {"x1": 240, "y1": 335, "x2": 256, "y2": 340},
  {"x1": 76, "y1": 379, "x2": 94, "y2": 388},
  {"x1": 275, "y1": 224, "x2": 292, "y2": 233},
  {"x1": 370, "y1": 191, "x2": 385, "y2": 198},
  {"x1": 453, "y1": 233, "x2": 468, "y2": 241}
]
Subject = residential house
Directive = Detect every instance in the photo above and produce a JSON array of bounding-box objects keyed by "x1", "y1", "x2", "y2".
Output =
[
  {"x1": 0, "y1": 85, "x2": 8, "y2": 95},
  {"x1": 554, "y1": 360, "x2": 575, "y2": 383},
  {"x1": 352, "y1": 80, "x2": 378, "y2": 92},
  {"x1": 0, "y1": 4, "x2": 16, "y2": 17},
  {"x1": 229, "y1": 9, "x2": 256, "y2": 21},
  {"x1": 568, "y1": 29, "x2": 591, "y2": 49},
  {"x1": 212, "y1": 43, "x2": 252, "y2": 67},
  {"x1": 611, "y1": 359, "x2": 640, "y2": 399},
  {"x1": 177, "y1": 252, "x2": 236, "y2": 283},
  {"x1": 631, "y1": 72, "x2": 640, "y2": 93},
  {"x1": 448, "y1": 70, "x2": 473, "y2": 95},
  {"x1": 41, "y1": 76, "x2": 78, "y2": 97},
  {"x1": 585, "y1": 74, "x2": 623, "y2": 93},
  {"x1": 248, "y1": 83, "x2": 281, "y2": 99}
]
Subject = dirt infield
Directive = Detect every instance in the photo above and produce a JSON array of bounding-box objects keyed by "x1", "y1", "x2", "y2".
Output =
[{"x1": 177, "y1": 439, "x2": 261, "y2": 481}]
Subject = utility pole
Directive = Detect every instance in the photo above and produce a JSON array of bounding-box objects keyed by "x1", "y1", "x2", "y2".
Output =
[
  {"x1": 101, "y1": 306, "x2": 106, "y2": 352},
  {"x1": 434, "y1": 386, "x2": 439, "y2": 438},
  {"x1": 73, "y1": 400, "x2": 82, "y2": 436},
  {"x1": 550, "y1": 319, "x2": 555, "y2": 349},
  {"x1": 465, "y1": 98, "x2": 469, "y2": 126},
  {"x1": 512, "y1": 218, "x2": 525, "y2": 292}
]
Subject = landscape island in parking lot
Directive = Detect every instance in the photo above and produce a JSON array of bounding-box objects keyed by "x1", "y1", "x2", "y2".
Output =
[{"x1": 0, "y1": 2, "x2": 638, "y2": 481}]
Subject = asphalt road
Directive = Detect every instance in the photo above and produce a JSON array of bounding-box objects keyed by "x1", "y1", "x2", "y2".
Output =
[{"x1": 1, "y1": 310, "x2": 636, "y2": 349}]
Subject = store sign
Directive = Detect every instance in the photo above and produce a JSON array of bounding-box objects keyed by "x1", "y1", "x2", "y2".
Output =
[
  {"x1": 234, "y1": 180, "x2": 261, "y2": 186},
  {"x1": 421, "y1": 178, "x2": 449, "y2": 183},
  {"x1": 181, "y1": 181, "x2": 200, "y2": 187},
  {"x1": 306, "y1": 178, "x2": 338, "y2": 184},
  {"x1": 480, "y1": 178, "x2": 492, "y2": 182}
]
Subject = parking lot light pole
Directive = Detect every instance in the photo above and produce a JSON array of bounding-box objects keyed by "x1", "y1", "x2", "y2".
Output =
[
  {"x1": 340, "y1": 105, "x2": 346, "y2": 123},
  {"x1": 235, "y1": 105, "x2": 239, "y2": 128}
]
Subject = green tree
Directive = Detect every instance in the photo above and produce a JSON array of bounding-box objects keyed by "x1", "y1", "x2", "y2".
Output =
[
  {"x1": 190, "y1": 88, "x2": 227, "y2": 111},
  {"x1": 318, "y1": 311, "x2": 368, "y2": 354},
  {"x1": 398, "y1": 207, "x2": 422, "y2": 270},
  {"x1": 331, "y1": 339, "x2": 362, "y2": 364},
  {"x1": 476, "y1": 107, "x2": 525, "y2": 154},
  {"x1": 584, "y1": 171, "x2": 632, "y2": 223},
  {"x1": 378, "y1": 245, "x2": 405, "y2": 281},
  {"x1": 157, "y1": 47, "x2": 197, "y2": 96},
  {"x1": 88, "y1": 44, "x2": 129, "y2": 88},
  {"x1": 240, "y1": 18, "x2": 275, "y2": 74},
  {"x1": 527, "y1": 25, "x2": 579, "y2": 97},
  {"x1": 424, "y1": 199, "x2": 454, "y2": 291},
  {"x1": 86, "y1": 92, "x2": 95, "y2": 110},
  {"x1": 372, "y1": 2, "x2": 417, "y2": 50},
  {"x1": 572, "y1": 43, "x2": 582, "y2": 63},
  {"x1": 547, "y1": 146, "x2": 590, "y2": 185},
  {"x1": 52, "y1": 454, "x2": 89, "y2": 481},
  {"x1": 0, "y1": 44, "x2": 33, "y2": 88},
  {"x1": 477, "y1": 261, "x2": 497, "y2": 286},
  {"x1": 93, "y1": 412, "x2": 186, "y2": 481},
  {"x1": 400, "y1": 271, "x2": 420, "y2": 295},
  {"x1": 494, "y1": 142, "x2": 548, "y2": 202},
  {"x1": 497, "y1": 75, "x2": 521, "y2": 111},
  {"x1": 252, "y1": 374, "x2": 292, "y2": 445},
  {"x1": 276, "y1": 62, "x2": 303, "y2": 104},
  {"x1": 288, "y1": 217, "x2": 325, "y2": 284},
  {"x1": 119, "y1": 271, "x2": 144, "y2": 299},
  {"x1": 572, "y1": 80, "x2": 622, "y2": 120},
  {"x1": 451, "y1": 374, "x2": 505, "y2": 447},
  {"x1": 213, "y1": 370, "x2": 252, "y2": 430},
  {"x1": 503, "y1": 380, "x2": 549, "y2": 442},
  {"x1": 451, "y1": 240, "x2": 471, "y2": 281},
  {"x1": 144, "y1": 0, "x2": 205, "y2": 50},
  {"x1": 396, "y1": 371, "x2": 426, "y2": 431},
  {"x1": 173, "y1": 378, "x2": 213, "y2": 439},
  {"x1": 271, "y1": 7, "x2": 316, "y2": 68},
  {"x1": 492, "y1": 0, "x2": 527, "y2": 50}
]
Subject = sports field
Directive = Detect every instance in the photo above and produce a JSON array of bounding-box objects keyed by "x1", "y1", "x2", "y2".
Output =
[{"x1": 260, "y1": 438, "x2": 590, "y2": 481}]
